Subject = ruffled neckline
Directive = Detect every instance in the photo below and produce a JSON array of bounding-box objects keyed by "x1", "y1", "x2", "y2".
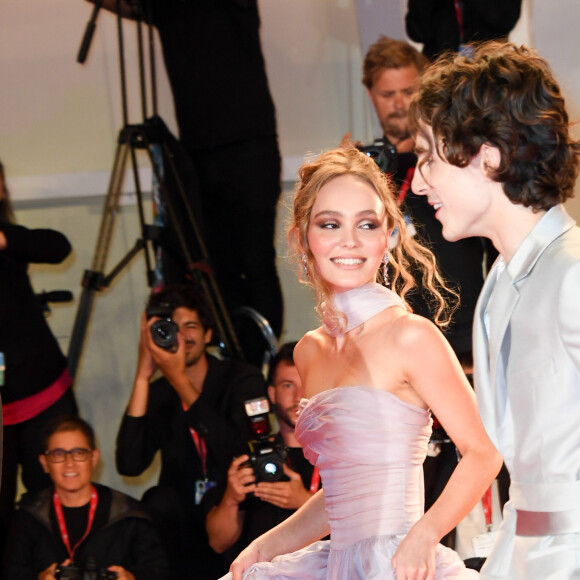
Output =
[{"x1": 322, "y1": 282, "x2": 405, "y2": 337}]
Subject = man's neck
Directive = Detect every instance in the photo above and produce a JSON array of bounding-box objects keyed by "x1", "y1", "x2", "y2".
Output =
[
  {"x1": 185, "y1": 352, "x2": 209, "y2": 393},
  {"x1": 56, "y1": 485, "x2": 93, "y2": 508},
  {"x1": 279, "y1": 422, "x2": 300, "y2": 448},
  {"x1": 489, "y1": 196, "x2": 546, "y2": 262},
  {"x1": 384, "y1": 133, "x2": 414, "y2": 154}
]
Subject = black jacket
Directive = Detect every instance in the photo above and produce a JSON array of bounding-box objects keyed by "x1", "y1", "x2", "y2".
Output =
[
  {"x1": 4, "y1": 484, "x2": 170, "y2": 579},
  {"x1": 0, "y1": 222, "x2": 71, "y2": 404},
  {"x1": 406, "y1": 0, "x2": 522, "y2": 60}
]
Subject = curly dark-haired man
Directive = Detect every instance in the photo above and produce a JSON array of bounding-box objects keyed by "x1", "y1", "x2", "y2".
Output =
[{"x1": 411, "y1": 41, "x2": 580, "y2": 578}]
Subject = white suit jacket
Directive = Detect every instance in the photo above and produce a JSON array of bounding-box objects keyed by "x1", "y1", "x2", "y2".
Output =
[{"x1": 474, "y1": 205, "x2": 580, "y2": 578}]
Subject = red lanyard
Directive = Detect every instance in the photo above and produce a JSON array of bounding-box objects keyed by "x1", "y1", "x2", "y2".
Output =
[
  {"x1": 396, "y1": 167, "x2": 415, "y2": 206},
  {"x1": 309, "y1": 466, "x2": 321, "y2": 493},
  {"x1": 53, "y1": 486, "x2": 98, "y2": 560},
  {"x1": 481, "y1": 485, "x2": 493, "y2": 529},
  {"x1": 189, "y1": 427, "x2": 208, "y2": 478},
  {"x1": 182, "y1": 402, "x2": 208, "y2": 478},
  {"x1": 454, "y1": 0, "x2": 465, "y2": 44}
]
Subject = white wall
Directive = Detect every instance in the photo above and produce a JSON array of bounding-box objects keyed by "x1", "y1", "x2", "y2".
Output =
[{"x1": 2, "y1": 0, "x2": 580, "y2": 496}]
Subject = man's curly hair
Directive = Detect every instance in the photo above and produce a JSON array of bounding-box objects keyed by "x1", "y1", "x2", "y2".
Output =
[{"x1": 410, "y1": 41, "x2": 580, "y2": 211}]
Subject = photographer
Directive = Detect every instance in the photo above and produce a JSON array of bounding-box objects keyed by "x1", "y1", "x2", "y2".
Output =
[
  {"x1": 204, "y1": 342, "x2": 319, "y2": 564},
  {"x1": 3, "y1": 415, "x2": 170, "y2": 580},
  {"x1": 115, "y1": 283, "x2": 267, "y2": 579}
]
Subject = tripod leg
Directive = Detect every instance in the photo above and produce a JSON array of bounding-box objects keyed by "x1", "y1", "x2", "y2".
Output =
[
  {"x1": 143, "y1": 135, "x2": 244, "y2": 360},
  {"x1": 68, "y1": 141, "x2": 131, "y2": 379}
]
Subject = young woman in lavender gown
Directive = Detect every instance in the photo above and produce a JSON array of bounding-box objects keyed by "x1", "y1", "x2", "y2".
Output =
[{"x1": 223, "y1": 147, "x2": 501, "y2": 580}]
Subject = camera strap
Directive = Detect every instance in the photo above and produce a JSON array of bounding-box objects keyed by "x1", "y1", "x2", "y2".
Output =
[{"x1": 53, "y1": 486, "x2": 98, "y2": 560}]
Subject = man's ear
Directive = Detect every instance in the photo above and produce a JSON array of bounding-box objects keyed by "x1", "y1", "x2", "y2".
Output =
[
  {"x1": 204, "y1": 328, "x2": 213, "y2": 346},
  {"x1": 39, "y1": 454, "x2": 49, "y2": 474},
  {"x1": 480, "y1": 143, "x2": 502, "y2": 176},
  {"x1": 267, "y1": 384, "x2": 276, "y2": 405},
  {"x1": 91, "y1": 448, "x2": 101, "y2": 470}
]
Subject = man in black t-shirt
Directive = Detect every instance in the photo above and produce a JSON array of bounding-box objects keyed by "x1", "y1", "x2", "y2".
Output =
[
  {"x1": 204, "y1": 343, "x2": 319, "y2": 565},
  {"x1": 116, "y1": 284, "x2": 267, "y2": 578}
]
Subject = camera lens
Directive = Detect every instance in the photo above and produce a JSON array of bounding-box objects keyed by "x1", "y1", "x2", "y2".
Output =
[
  {"x1": 258, "y1": 458, "x2": 284, "y2": 481},
  {"x1": 150, "y1": 318, "x2": 179, "y2": 351}
]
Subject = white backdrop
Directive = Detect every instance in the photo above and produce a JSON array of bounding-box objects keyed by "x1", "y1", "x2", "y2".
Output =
[{"x1": 1, "y1": 0, "x2": 579, "y2": 495}]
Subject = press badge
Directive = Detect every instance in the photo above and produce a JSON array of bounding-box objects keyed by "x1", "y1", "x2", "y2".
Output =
[
  {"x1": 472, "y1": 530, "x2": 497, "y2": 557},
  {"x1": 195, "y1": 479, "x2": 217, "y2": 505}
]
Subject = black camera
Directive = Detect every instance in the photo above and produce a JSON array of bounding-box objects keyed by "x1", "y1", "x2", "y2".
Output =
[
  {"x1": 55, "y1": 563, "x2": 117, "y2": 580},
  {"x1": 146, "y1": 303, "x2": 179, "y2": 352},
  {"x1": 357, "y1": 138, "x2": 398, "y2": 173},
  {"x1": 244, "y1": 397, "x2": 287, "y2": 482}
]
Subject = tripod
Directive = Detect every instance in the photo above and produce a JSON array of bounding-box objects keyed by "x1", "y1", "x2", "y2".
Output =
[{"x1": 68, "y1": 1, "x2": 247, "y2": 379}]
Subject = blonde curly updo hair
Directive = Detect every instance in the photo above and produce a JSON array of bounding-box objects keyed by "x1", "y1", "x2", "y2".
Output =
[{"x1": 288, "y1": 147, "x2": 455, "y2": 331}]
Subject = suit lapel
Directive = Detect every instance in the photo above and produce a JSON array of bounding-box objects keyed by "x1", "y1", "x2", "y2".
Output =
[
  {"x1": 474, "y1": 206, "x2": 576, "y2": 442},
  {"x1": 487, "y1": 268, "x2": 519, "y2": 422}
]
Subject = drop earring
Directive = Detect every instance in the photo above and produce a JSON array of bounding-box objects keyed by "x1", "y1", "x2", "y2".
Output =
[
  {"x1": 301, "y1": 253, "x2": 309, "y2": 278},
  {"x1": 382, "y1": 252, "x2": 390, "y2": 286}
]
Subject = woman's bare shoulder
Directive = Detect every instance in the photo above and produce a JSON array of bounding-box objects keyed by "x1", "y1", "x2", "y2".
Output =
[
  {"x1": 295, "y1": 328, "x2": 325, "y2": 357},
  {"x1": 387, "y1": 311, "x2": 447, "y2": 351}
]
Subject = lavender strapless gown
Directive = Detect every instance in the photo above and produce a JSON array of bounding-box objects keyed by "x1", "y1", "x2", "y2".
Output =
[{"x1": 220, "y1": 386, "x2": 478, "y2": 579}]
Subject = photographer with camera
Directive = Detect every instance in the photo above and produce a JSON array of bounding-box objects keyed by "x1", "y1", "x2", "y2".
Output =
[
  {"x1": 3, "y1": 415, "x2": 170, "y2": 580},
  {"x1": 115, "y1": 283, "x2": 267, "y2": 579},
  {"x1": 204, "y1": 342, "x2": 320, "y2": 564}
]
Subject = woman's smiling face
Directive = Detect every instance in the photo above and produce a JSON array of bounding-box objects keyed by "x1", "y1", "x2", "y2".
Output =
[{"x1": 307, "y1": 174, "x2": 388, "y2": 293}]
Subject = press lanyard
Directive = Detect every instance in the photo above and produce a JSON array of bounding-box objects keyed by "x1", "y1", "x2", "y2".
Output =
[
  {"x1": 189, "y1": 427, "x2": 208, "y2": 478},
  {"x1": 481, "y1": 485, "x2": 493, "y2": 530},
  {"x1": 53, "y1": 486, "x2": 98, "y2": 560},
  {"x1": 396, "y1": 167, "x2": 415, "y2": 206},
  {"x1": 309, "y1": 466, "x2": 321, "y2": 493},
  {"x1": 182, "y1": 402, "x2": 208, "y2": 478}
]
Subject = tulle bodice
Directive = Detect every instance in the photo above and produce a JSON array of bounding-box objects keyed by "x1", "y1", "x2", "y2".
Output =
[
  {"x1": 296, "y1": 386, "x2": 432, "y2": 549},
  {"x1": 219, "y1": 284, "x2": 478, "y2": 579}
]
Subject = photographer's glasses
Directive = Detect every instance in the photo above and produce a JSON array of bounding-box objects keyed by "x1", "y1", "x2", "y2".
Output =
[{"x1": 44, "y1": 448, "x2": 92, "y2": 463}]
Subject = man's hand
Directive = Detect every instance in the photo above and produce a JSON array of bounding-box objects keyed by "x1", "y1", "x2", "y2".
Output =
[
  {"x1": 395, "y1": 134, "x2": 415, "y2": 154},
  {"x1": 38, "y1": 562, "x2": 58, "y2": 580},
  {"x1": 225, "y1": 455, "x2": 256, "y2": 504},
  {"x1": 107, "y1": 566, "x2": 135, "y2": 580},
  {"x1": 143, "y1": 316, "x2": 199, "y2": 407},
  {"x1": 135, "y1": 312, "x2": 157, "y2": 382},
  {"x1": 39, "y1": 559, "x2": 71, "y2": 580},
  {"x1": 253, "y1": 464, "x2": 312, "y2": 510},
  {"x1": 143, "y1": 316, "x2": 187, "y2": 381}
]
